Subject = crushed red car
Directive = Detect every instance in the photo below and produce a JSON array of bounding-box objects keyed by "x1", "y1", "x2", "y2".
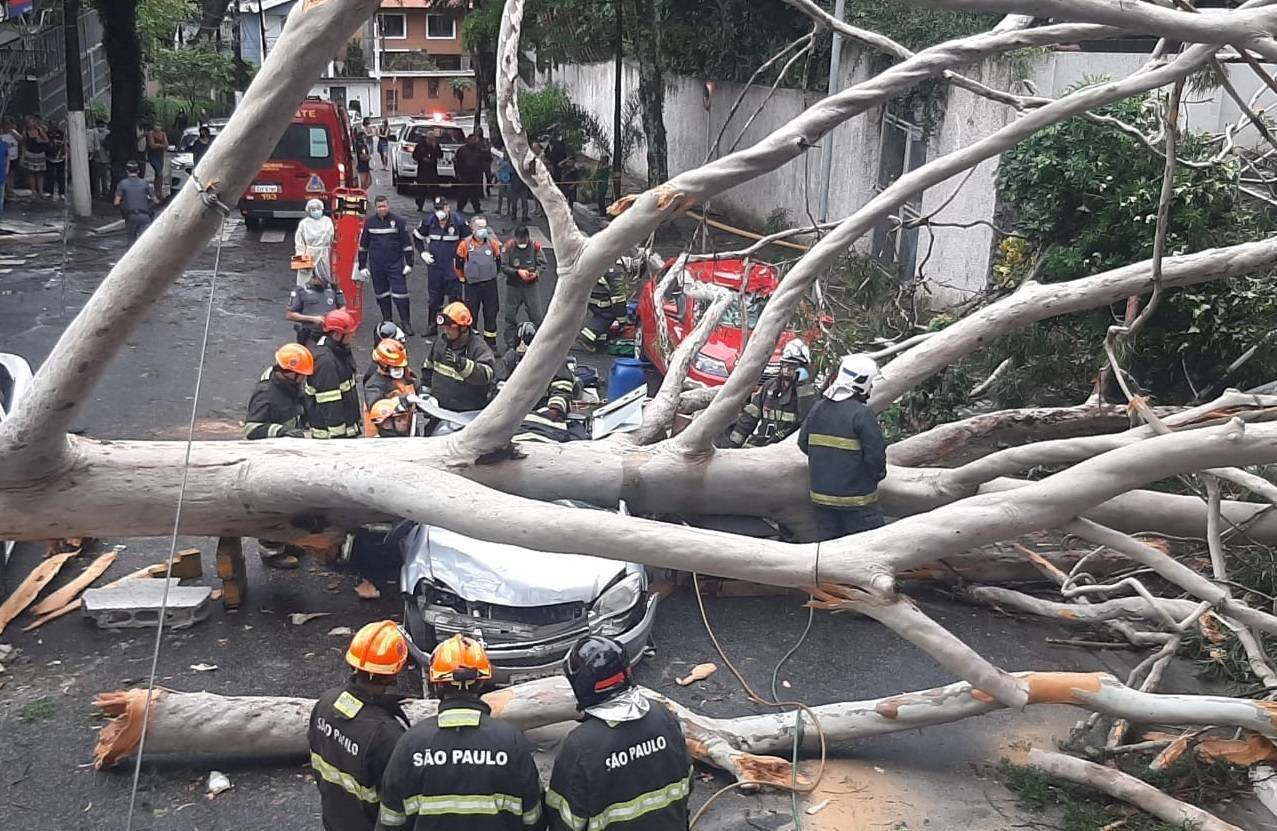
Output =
[{"x1": 634, "y1": 257, "x2": 825, "y2": 386}]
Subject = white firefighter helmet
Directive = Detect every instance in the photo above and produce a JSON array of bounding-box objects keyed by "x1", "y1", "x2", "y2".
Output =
[
  {"x1": 780, "y1": 338, "x2": 810, "y2": 366},
  {"x1": 825, "y1": 353, "x2": 878, "y2": 402}
]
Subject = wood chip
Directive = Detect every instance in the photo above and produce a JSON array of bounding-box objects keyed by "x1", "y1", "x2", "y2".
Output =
[
  {"x1": 676, "y1": 663, "x2": 717, "y2": 686},
  {"x1": 354, "y1": 579, "x2": 381, "y2": 600},
  {"x1": 1196, "y1": 733, "x2": 1277, "y2": 765},
  {"x1": 30, "y1": 551, "x2": 118, "y2": 615},
  {"x1": 0, "y1": 553, "x2": 76, "y2": 635},
  {"x1": 288, "y1": 612, "x2": 332, "y2": 625}
]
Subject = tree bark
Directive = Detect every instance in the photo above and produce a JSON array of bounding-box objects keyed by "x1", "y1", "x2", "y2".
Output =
[
  {"x1": 95, "y1": 0, "x2": 144, "y2": 184},
  {"x1": 632, "y1": 0, "x2": 669, "y2": 186},
  {"x1": 196, "y1": 0, "x2": 233, "y2": 42}
]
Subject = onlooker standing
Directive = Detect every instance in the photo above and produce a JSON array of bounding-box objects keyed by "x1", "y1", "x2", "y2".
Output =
[
  {"x1": 411, "y1": 132, "x2": 442, "y2": 212},
  {"x1": 113, "y1": 160, "x2": 158, "y2": 246},
  {"x1": 22, "y1": 116, "x2": 49, "y2": 196},
  {"x1": 592, "y1": 153, "x2": 612, "y2": 215},
  {"x1": 145, "y1": 123, "x2": 168, "y2": 190},
  {"x1": 355, "y1": 136, "x2": 372, "y2": 190},
  {"x1": 191, "y1": 125, "x2": 213, "y2": 165},
  {"x1": 495, "y1": 150, "x2": 514, "y2": 216},
  {"x1": 558, "y1": 154, "x2": 579, "y2": 211},
  {"x1": 473, "y1": 127, "x2": 493, "y2": 196},
  {"x1": 174, "y1": 109, "x2": 189, "y2": 138},
  {"x1": 500, "y1": 225, "x2": 546, "y2": 349},
  {"x1": 452, "y1": 132, "x2": 487, "y2": 214},
  {"x1": 376, "y1": 120, "x2": 389, "y2": 168},
  {"x1": 0, "y1": 118, "x2": 18, "y2": 198},
  {"x1": 45, "y1": 124, "x2": 66, "y2": 199},
  {"x1": 90, "y1": 120, "x2": 111, "y2": 199}
]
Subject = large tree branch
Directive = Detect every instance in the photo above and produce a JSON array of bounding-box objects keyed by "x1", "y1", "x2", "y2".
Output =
[
  {"x1": 675, "y1": 42, "x2": 1222, "y2": 453},
  {"x1": 0, "y1": 0, "x2": 382, "y2": 482}
]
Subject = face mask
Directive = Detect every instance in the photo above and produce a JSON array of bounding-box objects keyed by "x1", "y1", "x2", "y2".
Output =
[
  {"x1": 389, "y1": 366, "x2": 405, "y2": 379},
  {"x1": 475, "y1": 228, "x2": 489, "y2": 240},
  {"x1": 308, "y1": 208, "x2": 323, "y2": 219},
  {"x1": 516, "y1": 242, "x2": 528, "y2": 249}
]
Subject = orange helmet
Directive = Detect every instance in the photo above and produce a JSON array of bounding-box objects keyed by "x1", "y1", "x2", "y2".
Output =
[
  {"x1": 437, "y1": 302, "x2": 473, "y2": 329},
  {"x1": 369, "y1": 396, "x2": 402, "y2": 425},
  {"x1": 428, "y1": 633, "x2": 493, "y2": 691},
  {"x1": 345, "y1": 620, "x2": 408, "y2": 676},
  {"x1": 275, "y1": 343, "x2": 315, "y2": 375},
  {"x1": 323, "y1": 308, "x2": 358, "y2": 335},
  {"x1": 372, "y1": 338, "x2": 409, "y2": 367}
]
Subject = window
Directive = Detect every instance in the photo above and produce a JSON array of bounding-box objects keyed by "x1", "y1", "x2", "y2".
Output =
[
  {"x1": 433, "y1": 54, "x2": 462, "y2": 71},
  {"x1": 377, "y1": 13, "x2": 406, "y2": 39},
  {"x1": 871, "y1": 104, "x2": 928, "y2": 280},
  {"x1": 426, "y1": 13, "x2": 455, "y2": 39},
  {"x1": 405, "y1": 125, "x2": 466, "y2": 145},
  {"x1": 428, "y1": 78, "x2": 441, "y2": 98},
  {"x1": 269, "y1": 125, "x2": 332, "y2": 162},
  {"x1": 402, "y1": 78, "x2": 414, "y2": 100},
  {"x1": 385, "y1": 89, "x2": 399, "y2": 115}
]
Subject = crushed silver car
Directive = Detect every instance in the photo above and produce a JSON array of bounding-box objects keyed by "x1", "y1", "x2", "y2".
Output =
[
  {"x1": 398, "y1": 501, "x2": 658, "y2": 686},
  {"x1": 1, "y1": 352, "x2": 32, "y2": 566}
]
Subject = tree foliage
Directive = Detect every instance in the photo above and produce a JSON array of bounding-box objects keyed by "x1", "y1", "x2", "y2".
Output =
[
  {"x1": 151, "y1": 44, "x2": 236, "y2": 115},
  {"x1": 137, "y1": 0, "x2": 197, "y2": 58},
  {"x1": 993, "y1": 89, "x2": 1277, "y2": 401}
]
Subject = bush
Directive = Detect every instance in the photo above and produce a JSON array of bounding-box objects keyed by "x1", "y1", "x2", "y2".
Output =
[{"x1": 518, "y1": 85, "x2": 606, "y2": 156}]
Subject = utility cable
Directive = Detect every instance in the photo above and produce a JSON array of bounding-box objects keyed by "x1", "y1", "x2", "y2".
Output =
[
  {"x1": 688, "y1": 572, "x2": 827, "y2": 828},
  {"x1": 124, "y1": 186, "x2": 229, "y2": 831}
]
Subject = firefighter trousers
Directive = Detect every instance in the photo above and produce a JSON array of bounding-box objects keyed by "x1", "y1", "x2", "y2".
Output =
[{"x1": 463, "y1": 280, "x2": 500, "y2": 344}]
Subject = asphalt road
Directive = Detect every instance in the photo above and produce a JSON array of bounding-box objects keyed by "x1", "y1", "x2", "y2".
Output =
[{"x1": 2, "y1": 177, "x2": 1271, "y2": 831}]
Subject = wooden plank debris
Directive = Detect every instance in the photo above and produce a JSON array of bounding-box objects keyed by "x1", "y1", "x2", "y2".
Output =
[{"x1": 0, "y1": 553, "x2": 76, "y2": 635}]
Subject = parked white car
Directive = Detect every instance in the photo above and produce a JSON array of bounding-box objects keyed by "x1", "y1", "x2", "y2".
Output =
[
  {"x1": 0, "y1": 353, "x2": 32, "y2": 565},
  {"x1": 169, "y1": 120, "x2": 227, "y2": 195},
  {"x1": 390, "y1": 115, "x2": 467, "y2": 193},
  {"x1": 398, "y1": 500, "x2": 658, "y2": 686}
]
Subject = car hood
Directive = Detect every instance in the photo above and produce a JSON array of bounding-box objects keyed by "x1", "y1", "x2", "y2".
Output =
[{"x1": 401, "y1": 525, "x2": 630, "y2": 606}]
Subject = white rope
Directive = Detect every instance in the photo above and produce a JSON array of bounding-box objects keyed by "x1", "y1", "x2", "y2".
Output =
[{"x1": 124, "y1": 192, "x2": 229, "y2": 831}]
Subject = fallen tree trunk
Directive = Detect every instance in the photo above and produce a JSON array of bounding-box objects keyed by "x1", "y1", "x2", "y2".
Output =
[{"x1": 93, "y1": 671, "x2": 1277, "y2": 783}]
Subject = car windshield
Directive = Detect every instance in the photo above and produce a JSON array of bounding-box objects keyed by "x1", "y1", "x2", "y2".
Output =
[
  {"x1": 696, "y1": 293, "x2": 769, "y2": 328},
  {"x1": 405, "y1": 125, "x2": 466, "y2": 145},
  {"x1": 269, "y1": 124, "x2": 332, "y2": 162}
]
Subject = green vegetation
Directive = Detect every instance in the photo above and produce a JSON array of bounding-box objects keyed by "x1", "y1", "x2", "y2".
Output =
[
  {"x1": 19, "y1": 697, "x2": 56, "y2": 723},
  {"x1": 151, "y1": 45, "x2": 238, "y2": 121}
]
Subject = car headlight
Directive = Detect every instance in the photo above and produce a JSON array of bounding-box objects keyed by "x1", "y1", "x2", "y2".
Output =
[
  {"x1": 693, "y1": 352, "x2": 729, "y2": 379},
  {"x1": 591, "y1": 572, "x2": 643, "y2": 619}
]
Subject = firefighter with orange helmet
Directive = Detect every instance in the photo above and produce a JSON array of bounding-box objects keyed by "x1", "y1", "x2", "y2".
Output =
[
  {"x1": 308, "y1": 621, "x2": 411, "y2": 831},
  {"x1": 306, "y1": 309, "x2": 364, "y2": 439},
  {"x1": 245, "y1": 343, "x2": 314, "y2": 439},
  {"x1": 369, "y1": 396, "x2": 414, "y2": 438},
  {"x1": 421, "y1": 302, "x2": 495, "y2": 412},
  {"x1": 365, "y1": 338, "x2": 417, "y2": 417},
  {"x1": 377, "y1": 635, "x2": 545, "y2": 830}
]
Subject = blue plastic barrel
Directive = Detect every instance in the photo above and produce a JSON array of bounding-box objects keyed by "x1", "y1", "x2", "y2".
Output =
[{"x1": 608, "y1": 357, "x2": 647, "y2": 399}]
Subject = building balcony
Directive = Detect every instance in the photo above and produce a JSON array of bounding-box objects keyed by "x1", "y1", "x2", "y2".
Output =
[{"x1": 378, "y1": 50, "x2": 471, "y2": 74}]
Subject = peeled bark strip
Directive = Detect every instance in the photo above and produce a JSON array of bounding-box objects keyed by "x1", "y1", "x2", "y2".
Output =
[
  {"x1": 1026, "y1": 747, "x2": 1244, "y2": 831},
  {"x1": 92, "y1": 672, "x2": 1277, "y2": 778}
]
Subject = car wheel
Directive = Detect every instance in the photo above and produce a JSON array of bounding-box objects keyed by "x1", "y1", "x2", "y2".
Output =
[{"x1": 401, "y1": 592, "x2": 437, "y2": 663}]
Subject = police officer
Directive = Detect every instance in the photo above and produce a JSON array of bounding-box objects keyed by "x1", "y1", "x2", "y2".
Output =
[
  {"x1": 579, "y1": 260, "x2": 627, "y2": 352},
  {"x1": 422, "y1": 302, "x2": 495, "y2": 412},
  {"x1": 309, "y1": 621, "x2": 411, "y2": 831},
  {"x1": 412, "y1": 196, "x2": 470, "y2": 336},
  {"x1": 376, "y1": 634, "x2": 544, "y2": 830},
  {"x1": 798, "y1": 353, "x2": 888, "y2": 539},
  {"x1": 287, "y1": 268, "x2": 347, "y2": 348},
  {"x1": 306, "y1": 309, "x2": 363, "y2": 439},
  {"x1": 245, "y1": 343, "x2": 313, "y2": 440},
  {"x1": 547, "y1": 636, "x2": 692, "y2": 831},
  {"x1": 454, "y1": 215, "x2": 503, "y2": 348},
  {"x1": 726, "y1": 338, "x2": 816, "y2": 447},
  {"x1": 359, "y1": 195, "x2": 417, "y2": 335},
  {"x1": 112, "y1": 160, "x2": 157, "y2": 246},
  {"x1": 500, "y1": 226, "x2": 547, "y2": 350}
]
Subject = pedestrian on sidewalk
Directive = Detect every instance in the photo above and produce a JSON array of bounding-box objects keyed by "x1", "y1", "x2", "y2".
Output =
[
  {"x1": 452, "y1": 132, "x2": 487, "y2": 213},
  {"x1": 0, "y1": 118, "x2": 17, "y2": 199},
  {"x1": 0, "y1": 135, "x2": 9, "y2": 218},
  {"x1": 21, "y1": 115, "x2": 49, "y2": 196},
  {"x1": 89, "y1": 120, "x2": 111, "y2": 199},
  {"x1": 113, "y1": 161, "x2": 158, "y2": 246},
  {"x1": 495, "y1": 151, "x2": 514, "y2": 217},
  {"x1": 412, "y1": 132, "x2": 443, "y2": 212},
  {"x1": 145, "y1": 122, "x2": 168, "y2": 190},
  {"x1": 592, "y1": 153, "x2": 612, "y2": 215},
  {"x1": 500, "y1": 225, "x2": 546, "y2": 349},
  {"x1": 377, "y1": 120, "x2": 390, "y2": 168},
  {"x1": 355, "y1": 136, "x2": 373, "y2": 190},
  {"x1": 45, "y1": 124, "x2": 66, "y2": 199}
]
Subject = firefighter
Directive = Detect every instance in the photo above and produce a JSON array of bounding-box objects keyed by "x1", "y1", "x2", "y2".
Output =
[
  {"x1": 579, "y1": 260, "x2": 627, "y2": 352},
  {"x1": 726, "y1": 338, "x2": 816, "y2": 447},
  {"x1": 376, "y1": 634, "x2": 544, "y2": 830},
  {"x1": 454, "y1": 215, "x2": 502, "y2": 348},
  {"x1": 364, "y1": 338, "x2": 416, "y2": 435},
  {"x1": 359, "y1": 195, "x2": 417, "y2": 335},
  {"x1": 499, "y1": 323, "x2": 581, "y2": 411},
  {"x1": 306, "y1": 309, "x2": 363, "y2": 439},
  {"x1": 546, "y1": 636, "x2": 692, "y2": 831},
  {"x1": 412, "y1": 196, "x2": 470, "y2": 337},
  {"x1": 499, "y1": 225, "x2": 546, "y2": 350},
  {"x1": 422, "y1": 302, "x2": 495, "y2": 412},
  {"x1": 797, "y1": 353, "x2": 888, "y2": 539},
  {"x1": 286, "y1": 265, "x2": 346, "y2": 348},
  {"x1": 245, "y1": 343, "x2": 313, "y2": 440},
  {"x1": 369, "y1": 397, "x2": 414, "y2": 438},
  {"x1": 308, "y1": 620, "x2": 411, "y2": 831}
]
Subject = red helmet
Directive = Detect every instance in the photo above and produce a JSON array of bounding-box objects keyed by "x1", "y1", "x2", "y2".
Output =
[{"x1": 323, "y1": 309, "x2": 358, "y2": 335}]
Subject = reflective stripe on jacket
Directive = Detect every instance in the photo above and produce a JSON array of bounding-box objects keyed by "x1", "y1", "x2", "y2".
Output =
[
  {"x1": 797, "y1": 396, "x2": 888, "y2": 508},
  {"x1": 305, "y1": 337, "x2": 363, "y2": 439},
  {"x1": 422, "y1": 334, "x2": 495, "y2": 412},
  {"x1": 727, "y1": 377, "x2": 815, "y2": 447},
  {"x1": 245, "y1": 366, "x2": 307, "y2": 439},
  {"x1": 546, "y1": 706, "x2": 691, "y2": 831},
  {"x1": 359, "y1": 212, "x2": 415, "y2": 270}
]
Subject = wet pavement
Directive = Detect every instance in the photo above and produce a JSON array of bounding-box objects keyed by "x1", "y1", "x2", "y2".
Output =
[{"x1": 1, "y1": 178, "x2": 1269, "y2": 831}]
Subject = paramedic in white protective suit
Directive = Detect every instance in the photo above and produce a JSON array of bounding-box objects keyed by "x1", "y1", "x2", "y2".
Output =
[{"x1": 294, "y1": 197, "x2": 336, "y2": 287}]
